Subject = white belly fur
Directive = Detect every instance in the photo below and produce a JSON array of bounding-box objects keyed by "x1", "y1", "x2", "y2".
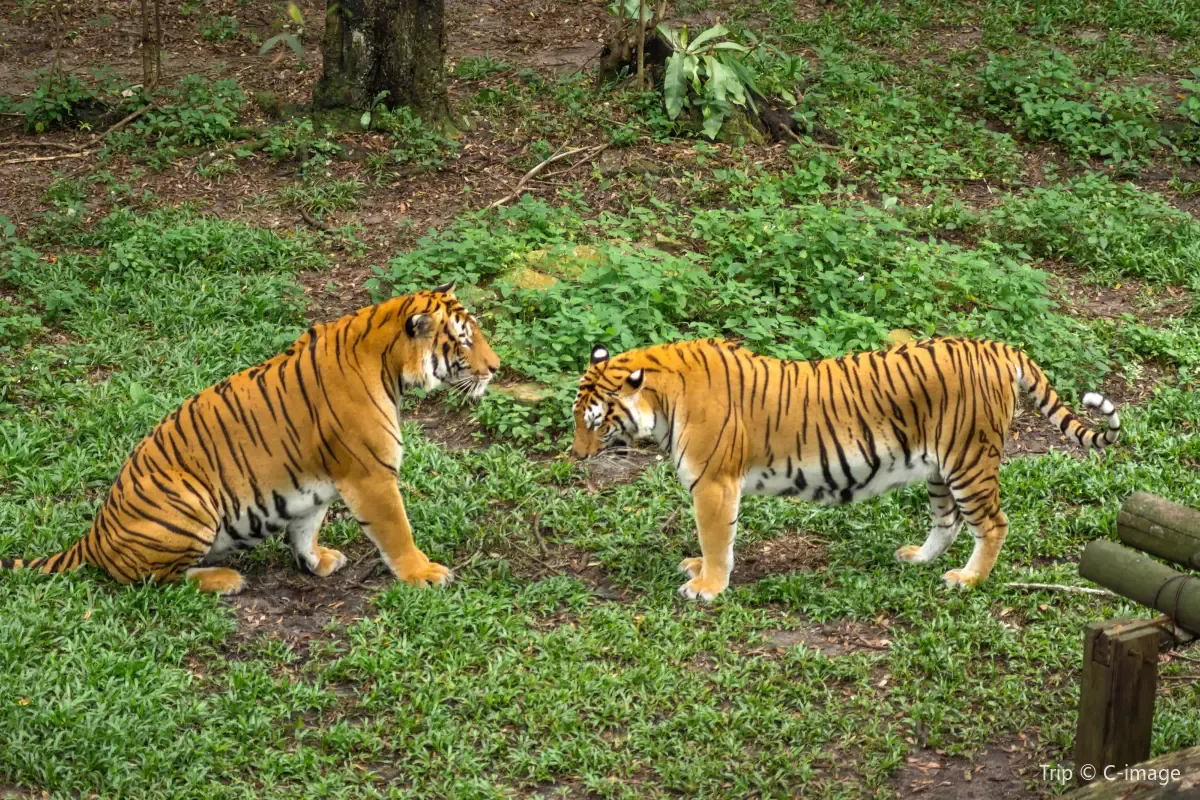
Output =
[
  {"x1": 740, "y1": 454, "x2": 934, "y2": 504},
  {"x1": 208, "y1": 480, "x2": 338, "y2": 556}
]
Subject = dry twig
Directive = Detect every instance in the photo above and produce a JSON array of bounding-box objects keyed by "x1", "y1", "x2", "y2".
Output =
[
  {"x1": 299, "y1": 208, "x2": 332, "y2": 232},
  {"x1": 486, "y1": 144, "x2": 609, "y2": 210},
  {"x1": 0, "y1": 140, "x2": 83, "y2": 151},
  {"x1": 104, "y1": 101, "x2": 160, "y2": 138},
  {"x1": 1, "y1": 149, "x2": 95, "y2": 166},
  {"x1": 1004, "y1": 582, "x2": 1118, "y2": 598}
]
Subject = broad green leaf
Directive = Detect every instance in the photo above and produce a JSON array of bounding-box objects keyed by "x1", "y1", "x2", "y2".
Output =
[
  {"x1": 663, "y1": 53, "x2": 686, "y2": 119},
  {"x1": 285, "y1": 34, "x2": 303, "y2": 58},
  {"x1": 287, "y1": 2, "x2": 304, "y2": 25},
  {"x1": 258, "y1": 33, "x2": 284, "y2": 55},
  {"x1": 712, "y1": 41, "x2": 748, "y2": 52},
  {"x1": 701, "y1": 107, "x2": 724, "y2": 139},
  {"x1": 360, "y1": 111, "x2": 372, "y2": 128},
  {"x1": 655, "y1": 25, "x2": 682, "y2": 53},
  {"x1": 704, "y1": 56, "x2": 727, "y2": 104},
  {"x1": 688, "y1": 24, "x2": 729, "y2": 52}
]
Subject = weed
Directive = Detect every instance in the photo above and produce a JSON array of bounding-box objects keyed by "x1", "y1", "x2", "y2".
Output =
[
  {"x1": 199, "y1": 14, "x2": 240, "y2": 42},
  {"x1": 986, "y1": 174, "x2": 1200, "y2": 284},
  {"x1": 453, "y1": 55, "x2": 512, "y2": 80},
  {"x1": 976, "y1": 49, "x2": 1182, "y2": 167},
  {"x1": 14, "y1": 70, "x2": 108, "y2": 133}
]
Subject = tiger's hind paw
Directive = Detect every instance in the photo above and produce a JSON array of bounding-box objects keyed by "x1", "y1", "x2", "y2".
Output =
[
  {"x1": 942, "y1": 569, "x2": 981, "y2": 589},
  {"x1": 185, "y1": 567, "x2": 246, "y2": 596},
  {"x1": 678, "y1": 557, "x2": 704, "y2": 579},
  {"x1": 312, "y1": 546, "x2": 348, "y2": 578}
]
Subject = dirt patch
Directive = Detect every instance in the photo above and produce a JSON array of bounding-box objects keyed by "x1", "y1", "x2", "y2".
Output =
[
  {"x1": 221, "y1": 541, "x2": 389, "y2": 660},
  {"x1": 733, "y1": 532, "x2": 826, "y2": 585},
  {"x1": 446, "y1": 0, "x2": 609, "y2": 71},
  {"x1": 896, "y1": 736, "x2": 1048, "y2": 799},
  {"x1": 579, "y1": 449, "x2": 663, "y2": 491},
  {"x1": 1050, "y1": 266, "x2": 1193, "y2": 325},
  {"x1": 500, "y1": 539, "x2": 628, "y2": 600},
  {"x1": 759, "y1": 619, "x2": 894, "y2": 658}
]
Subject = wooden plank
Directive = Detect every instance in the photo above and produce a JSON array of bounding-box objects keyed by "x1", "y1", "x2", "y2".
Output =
[
  {"x1": 1074, "y1": 617, "x2": 1161, "y2": 786},
  {"x1": 1119, "y1": 492, "x2": 1200, "y2": 569},
  {"x1": 1079, "y1": 540, "x2": 1200, "y2": 636}
]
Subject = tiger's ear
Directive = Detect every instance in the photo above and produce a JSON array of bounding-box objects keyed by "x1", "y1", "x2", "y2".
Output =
[
  {"x1": 434, "y1": 281, "x2": 456, "y2": 297},
  {"x1": 590, "y1": 345, "x2": 610, "y2": 365},
  {"x1": 625, "y1": 369, "x2": 644, "y2": 390},
  {"x1": 405, "y1": 313, "x2": 433, "y2": 338}
]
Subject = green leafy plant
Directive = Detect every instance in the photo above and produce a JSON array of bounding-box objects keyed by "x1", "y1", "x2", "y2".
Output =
[
  {"x1": 199, "y1": 14, "x2": 240, "y2": 42},
  {"x1": 658, "y1": 24, "x2": 757, "y2": 139},
  {"x1": 16, "y1": 70, "x2": 104, "y2": 133},
  {"x1": 976, "y1": 49, "x2": 1178, "y2": 166},
  {"x1": 1180, "y1": 67, "x2": 1200, "y2": 125}
]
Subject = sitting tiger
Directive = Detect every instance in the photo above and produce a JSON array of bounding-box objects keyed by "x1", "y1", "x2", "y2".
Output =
[
  {"x1": 0, "y1": 283, "x2": 498, "y2": 596},
  {"x1": 570, "y1": 337, "x2": 1119, "y2": 600}
]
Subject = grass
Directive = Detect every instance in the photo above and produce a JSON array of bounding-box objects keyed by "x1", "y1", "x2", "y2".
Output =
[{"x1": 2, "y1": 0, "x2": 1200, "y2": 796}]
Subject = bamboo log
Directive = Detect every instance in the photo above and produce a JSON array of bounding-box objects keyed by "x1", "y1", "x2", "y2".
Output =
[
  {"x1": 1118, "y1": 492, "x2": 1200, "y2": 569},
  {"x1": 1065, "y1": 745, "x2": 1200, "y2": 798},
  {"x1": 1079, "y1": 541, "x2": 1200, "y2": 635}
]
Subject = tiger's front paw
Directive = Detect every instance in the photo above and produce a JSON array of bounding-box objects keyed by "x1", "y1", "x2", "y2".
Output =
[
  {"x1": 312, "y1": 546, "x2": 348, "y2": 578},
  {"x1": 895, "y1": 545, "x2": 924, "y2": 563},
  {"x1": 678, "y1": 557, "x2": 704, "y2": 579},
  {"x1": 392, "y1": 554, "x2": 454, "y2": 589},
  {"x1": 678, "y1": 576, "x2": 727, "y2": 602},
  {"x1": 942, "y1": 569, "x2": 980, "y2": 589}
]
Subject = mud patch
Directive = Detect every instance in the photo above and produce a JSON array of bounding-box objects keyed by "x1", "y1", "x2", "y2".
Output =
[
  {"x1": 222, "y1": 542, "x2": 389, "y2": 659},
  {"x1": 760, "y1": 619, "x2": 894, "y2": 657},
  {"x1": 580, "y1": 450, "x2": 663, "y2": 491},
  {"x1": 734, "y1": 532, "x2": 826, "y2": 585},
  {"x1": 501, "y1": 539, "x2": 628, "y2": 600},
  {"x1": 896, "y1": 737, "x2": 1046, "y2": 799}
]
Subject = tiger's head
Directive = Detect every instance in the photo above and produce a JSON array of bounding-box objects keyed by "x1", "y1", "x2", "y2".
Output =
[
  {"x1": 397, "y1": 282, "x2": 499, "y2": 399},
  {"x1": 570, "y1": 344, "x2": 656, "y2": 460}
]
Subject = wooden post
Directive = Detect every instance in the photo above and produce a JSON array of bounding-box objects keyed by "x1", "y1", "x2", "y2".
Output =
[
  {"x1": 1118, "y1": 492, "x2": 1200, "y2": 570},
  {"x1": 1074, "y1": 617, "x2": 1161, "y2": 786},
  {"x1": 1079, "y1": 540, "x2": 1200, "y2": 635}
]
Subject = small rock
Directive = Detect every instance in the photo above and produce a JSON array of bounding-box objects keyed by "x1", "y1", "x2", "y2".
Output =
[{"x1": 496, "y1": 383, "x2": 552, "y2": 405}]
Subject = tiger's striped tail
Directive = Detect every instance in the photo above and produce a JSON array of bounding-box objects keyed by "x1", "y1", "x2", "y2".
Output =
[
  {"x1": 1016, "y1": 354, "x2": 1120, "y2": 449},
  {"x1": 0, "y1": 538, "x2": 89, "y2": 576}
]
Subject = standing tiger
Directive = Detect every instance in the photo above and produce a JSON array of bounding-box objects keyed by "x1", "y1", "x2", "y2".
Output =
[
  {"x1": 1, "y1": 283, "x2": 498, "y2": 596},
  {"x1": 570, "y1": 337, "x2": 1119, "y2": 600}
]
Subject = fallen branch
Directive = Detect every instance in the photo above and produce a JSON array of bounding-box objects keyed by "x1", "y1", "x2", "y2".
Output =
[
  {"x1": 196, "y1": 136, "x2": 268, "y2": 167},
  {"x1": 298, "y1": 207, "x2": 332, "y2": 232},
  {"x1": 0, "y1": 140, "x2": 84, "y2": 151},
  {"x1": 532, "y1": 514, "x2": 550, "y2": 559},
  {"x1": 1005, "y1": 582, "x2": 1118, "y2": 598},
  {"x1": 1, "y1": 149, "x2": 95, "y2": 166},
  {"x1": 104, "y1": 100, "x2": 159, "y2": 137},
  {"x1": 486, "y1": 144, "x2": 609, "y2": 210}
]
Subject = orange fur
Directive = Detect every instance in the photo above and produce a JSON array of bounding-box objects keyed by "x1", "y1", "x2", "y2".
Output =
[
  {"x1": 1, "y1": 284, "x2": 499, "y2": 595},
  {"x1": 572, "y1": 337, "x2": 1119, "y2": 599}
]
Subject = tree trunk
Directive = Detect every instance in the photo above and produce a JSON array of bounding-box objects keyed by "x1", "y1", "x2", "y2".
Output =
[{"x1": 313, "y1": 0, "x2": 450, "y2": 122}]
